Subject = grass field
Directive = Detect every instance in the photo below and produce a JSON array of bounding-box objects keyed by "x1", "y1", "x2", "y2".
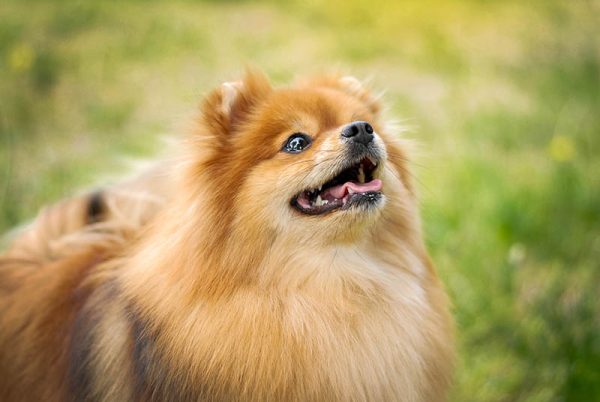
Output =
[{"x1": 1, "y1": 1, "x2": 599, "y2": 400}]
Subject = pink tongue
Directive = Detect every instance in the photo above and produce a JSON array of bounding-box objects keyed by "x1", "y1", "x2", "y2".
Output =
[{"x1": 322, "y1": 179, "x2": 382, "y2": 201}]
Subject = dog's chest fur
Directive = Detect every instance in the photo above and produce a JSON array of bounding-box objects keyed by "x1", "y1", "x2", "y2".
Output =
[{"x1": 87, "y1": 248, "x2": 449, "y2": 402}]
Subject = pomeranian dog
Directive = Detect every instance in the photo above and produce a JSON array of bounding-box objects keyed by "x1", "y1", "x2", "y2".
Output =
[{"x1": 0, "y1": 70, "x2": 453, "y2": 401}]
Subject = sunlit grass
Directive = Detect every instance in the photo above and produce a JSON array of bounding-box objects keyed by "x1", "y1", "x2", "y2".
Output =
[{"x1": 1, "y1": 1, "x2": 598, "y2": 400}]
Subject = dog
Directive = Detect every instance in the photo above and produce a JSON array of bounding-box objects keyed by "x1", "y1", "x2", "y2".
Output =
[{"x1": 0, "y1": 70, "x2": 454, "y2": 401}]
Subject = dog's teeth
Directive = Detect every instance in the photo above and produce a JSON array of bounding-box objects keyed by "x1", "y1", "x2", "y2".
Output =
[
  {"x1": 318, "y1": 185, "x2": 322, "y2": 191},
  {"x1": 348, "y1": 188, "x2": 355, "y2": 195},
  {"x1": 323, "y1": 199, "x2": 328, "y2": 204},
  {"x1": 368, "y1": 156, "x2": 377, "y2": 166},
  {"x1": 315, "y1": 195, "x2": 323, "y2": 206},
  {"x1": 358, "y1": 165, "x2": 366, "y2": 184}
]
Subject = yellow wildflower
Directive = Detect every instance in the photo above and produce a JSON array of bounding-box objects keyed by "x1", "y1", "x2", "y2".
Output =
[
  {"x1": 8, "y1": 43, "x2": 35, "y2": 72},
  {"x1": 548, "y1": 135, "x2": 576, "y2": 162}
]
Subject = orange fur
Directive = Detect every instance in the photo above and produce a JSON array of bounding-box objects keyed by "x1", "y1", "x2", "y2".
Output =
[{"x1": 0, "y1": 70, "x2": 453, "y2": 401}]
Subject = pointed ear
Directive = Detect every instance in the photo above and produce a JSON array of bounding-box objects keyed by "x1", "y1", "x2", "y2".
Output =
[
  {"x1": 200, "y1": 69, "x2": 272, "y2": 143},
  {"x1": 301, "y1": 74, "x2": 381, "y2": 116}
]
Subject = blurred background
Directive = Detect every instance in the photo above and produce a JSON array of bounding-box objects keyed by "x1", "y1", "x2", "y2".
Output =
[{"x1": 1, "y1": 0, "x2": 599, "y2": 400}]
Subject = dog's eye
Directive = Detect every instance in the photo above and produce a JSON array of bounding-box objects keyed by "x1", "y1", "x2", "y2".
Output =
[{"x1": 283, "y1": 133, "x2": 312, "y2": 153}]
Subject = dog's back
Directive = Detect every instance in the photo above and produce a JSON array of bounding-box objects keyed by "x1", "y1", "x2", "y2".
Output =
[{"x1": 0, "y1": 167, "x2": 166, "y2": 401}]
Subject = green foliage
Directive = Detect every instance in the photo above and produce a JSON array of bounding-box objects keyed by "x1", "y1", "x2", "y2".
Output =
[{"x1": 0, "y1": 1, "x2": 598, "y2": 400}]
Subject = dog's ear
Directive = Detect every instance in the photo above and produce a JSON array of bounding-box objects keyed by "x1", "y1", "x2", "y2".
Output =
[
  {"x1": 200, "y1": 69, "x2": 272, "y2": 143},
  {"x1": 302, "y1": 74, "x2": 381, "y2": 116}
]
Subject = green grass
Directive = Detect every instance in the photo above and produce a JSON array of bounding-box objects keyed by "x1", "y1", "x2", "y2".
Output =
[{"x1": 1, "y1": 1, "x2": 598, "y2": 400}]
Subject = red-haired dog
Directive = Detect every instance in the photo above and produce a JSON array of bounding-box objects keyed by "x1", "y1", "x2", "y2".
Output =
[{"x1": 0, "y1": 71, "x2": 453, "y2": 401}]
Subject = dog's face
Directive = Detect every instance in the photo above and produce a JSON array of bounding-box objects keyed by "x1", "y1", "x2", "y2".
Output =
[{"x1": 194, "y1": 71, "x2": 411, "y2": 244}]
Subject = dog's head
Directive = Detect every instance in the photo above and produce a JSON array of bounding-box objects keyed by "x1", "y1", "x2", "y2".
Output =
[{"x1": 190, "y1": 70, "x2": 414, "y2": 245}]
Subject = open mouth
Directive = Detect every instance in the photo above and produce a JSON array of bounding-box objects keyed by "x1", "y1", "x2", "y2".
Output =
[{"x1": 292, "y1": 156, "x2": 383, "y2": 215}]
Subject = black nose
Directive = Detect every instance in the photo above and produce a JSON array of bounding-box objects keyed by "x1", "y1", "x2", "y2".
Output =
[{"x1": 341, "y1": 121, "x2": 374, "y2": 145}]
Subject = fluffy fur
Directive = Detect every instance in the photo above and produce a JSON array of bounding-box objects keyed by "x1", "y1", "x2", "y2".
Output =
[{"x1": 0, "y1": 70, "x2": 453, "y2": 402}]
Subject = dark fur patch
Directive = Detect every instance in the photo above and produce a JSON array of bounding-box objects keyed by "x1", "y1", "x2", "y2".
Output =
[
  {"x1": 70, "y1": 290, "x2": 213, "y2": 401},
  {"x1": 68, "y1": 290, "x2": 100, "y2": 402},
  {"x1": 68, "y1": 303, "x2": 97, "y2": 402},
  {"x1": 67, "y1": 283, "x2": 117, "y2": 402},
  {"x1": 128, "y1": 307, "x2": 205, "y2": 402},
  {"x1": 129, "y1": 309, "x2": 154, "y2": 401},
  {"x1": 86, "y1": 191, "x2": 105, "y2": 224}
]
